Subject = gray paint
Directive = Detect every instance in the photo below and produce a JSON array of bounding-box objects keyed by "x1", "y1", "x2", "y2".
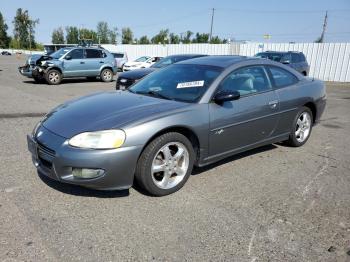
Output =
[{"x1": 28, "y1": 56, "x2": 327, "y2": 190}]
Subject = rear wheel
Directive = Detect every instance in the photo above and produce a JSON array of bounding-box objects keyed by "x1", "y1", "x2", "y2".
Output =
[
  {"x1": 135, "y1": 132, "x2": 195, "y2": 196},
  {"x1": 286, "y1": 107, "x2": 313, "y2": 147},
  {"x1": 100, "y1": 68, "x2": 113, "y2": 82},
  {"x1": 45, "y1": 69, "x2": 62, "y2": 85}
]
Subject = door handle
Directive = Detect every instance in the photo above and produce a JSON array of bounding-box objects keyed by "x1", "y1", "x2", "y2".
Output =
[
  {"x1": 99, "y1": 61, "x2": 104, "y2": 64},
  {"x1": 80, "y1": 61, "x2": 85, "y2": 64},
  {"x1": 268, "y1": 100, "x2": 278, "y2": 109}
]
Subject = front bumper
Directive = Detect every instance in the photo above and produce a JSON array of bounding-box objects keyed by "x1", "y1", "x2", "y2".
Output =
[
  {"x1": 18, "y1": 65, "x2": 34, "y2": 78},
  {"x1": 27, "y1": 125, "x2": 142, "y2": 190}
]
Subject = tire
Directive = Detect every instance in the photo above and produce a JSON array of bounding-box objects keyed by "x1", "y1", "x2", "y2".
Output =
[
  {"x1": 286, "y1": 106, "x2": 313, "y2": 147},
  {"x1": 100, "y1": 68, "x2": 113, "y2": 82},
  {"x1": 135, "y1": 132, "x2": 195, "y2": 196},
  {"x1": 45, "y1": 69, "x2": 62, "y2": 85}
]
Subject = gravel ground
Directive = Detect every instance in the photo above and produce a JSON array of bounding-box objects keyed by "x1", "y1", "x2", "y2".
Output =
[{"x1": 0, "y1": 55, "x2": 349, "y2": 262}]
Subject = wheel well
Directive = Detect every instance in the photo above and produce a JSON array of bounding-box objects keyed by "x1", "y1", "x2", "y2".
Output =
[
  {"x1": 302, "y1": 71, "x2": 307, "y2": 76},
  {"x1": 101, "y1": 67, "x2": 113, "y2": 74},
  {"x1": 141, "y1": 126, "x2": 201, "y2": 165},
  {"x1": 47, "y1": 67, "x2": 62, "y2": 74},
  {"x1": 304, "y1": 102, "x2": 316, "y2": 123}
]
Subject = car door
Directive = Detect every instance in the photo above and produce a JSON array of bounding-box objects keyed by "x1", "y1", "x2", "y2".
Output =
[
  {"x1": 266, "y1": 65, "x2": 301, "y2": 135},
  {"x1": 209, "y1": 65, "x2": 280, "y2": 157},
  {"x1": 84, "y1": 49, "x2": 104, "y2": 76},
  {"x1": 62, "y1": 48, "x2": 85, "y2": 77}
]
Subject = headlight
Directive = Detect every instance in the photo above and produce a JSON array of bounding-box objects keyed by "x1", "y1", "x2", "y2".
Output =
[
  {"x1": 68, "y1": 130, "x2": 126, "y2": 149},
  {"x1": 32, "y1": 121, "x2": 41, "y2": 137}
]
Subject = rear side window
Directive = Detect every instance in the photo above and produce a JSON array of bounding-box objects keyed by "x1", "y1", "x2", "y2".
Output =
[
  {"x1": 217, "y1": 66, "x2": 271, "y2": 96},
  {"x1": 268, "y1": 66, "x2": 298, "y2": 88},
  {"x1": 291, "y1": 53, "x2": 301, "y2": 63},
  {"x1": 86, "y1": 49, "x2": 103, "y2": 58}
]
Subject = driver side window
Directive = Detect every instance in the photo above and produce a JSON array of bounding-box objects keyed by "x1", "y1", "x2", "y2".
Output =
[{"x1": 217, "y1": 66, "x2": 271, "y2": 96}]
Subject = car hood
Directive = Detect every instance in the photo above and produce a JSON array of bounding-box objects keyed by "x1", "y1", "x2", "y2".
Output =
[
  {"x1": 42, "y1": 91, "x2": 189, "y2": 138},
  {"x1": 118, "y1": 68, "x2": 157, "y2": 80}
]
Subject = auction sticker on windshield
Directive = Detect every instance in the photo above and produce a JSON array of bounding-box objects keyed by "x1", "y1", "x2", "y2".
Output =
[{"x1": 177, "y1": 80, "x2": 204, "y2": 89}]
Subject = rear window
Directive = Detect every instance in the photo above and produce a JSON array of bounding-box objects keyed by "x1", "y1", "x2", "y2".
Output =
[{"x1": 113, "y1": 53, "x2": 124, "y2": 58}]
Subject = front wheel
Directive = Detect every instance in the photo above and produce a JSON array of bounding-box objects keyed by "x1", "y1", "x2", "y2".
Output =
[
  {"x1": 100, "y1": 68, "x2": 113, "y2": 82},
  {"x1": 135, "y1": 132, "x2": 195, "y2": 196},
  {"x1": 286, "y1": 107, "x2": 313, "y2": 147},
  {"x1": 45, "y1": 69, "x2": 62, "y2": 85}
]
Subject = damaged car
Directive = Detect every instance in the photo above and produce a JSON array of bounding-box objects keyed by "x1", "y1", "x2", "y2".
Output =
[{"x1": 19, "y1": 47, "x2": 117, "y2": 85}]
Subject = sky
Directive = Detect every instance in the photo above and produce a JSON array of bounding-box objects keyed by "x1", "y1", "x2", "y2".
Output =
[{"x1": 1, "y1": 0, "x2": 350, "y2": 43}]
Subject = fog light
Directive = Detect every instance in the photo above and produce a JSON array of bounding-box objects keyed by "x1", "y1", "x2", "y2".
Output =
[{"x1": 72, "y1": 168, "x2": 104, "y2": 179}]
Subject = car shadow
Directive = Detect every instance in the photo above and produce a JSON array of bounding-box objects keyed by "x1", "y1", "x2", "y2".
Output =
[
  {"x1": 192, "y1": 144, "x2": 278, "y2": 175},
  {"x1": 22, "y1": 78, "x2": 115, "y2": 85},
  {"x1": 38, "y1": 171, "x2": 129, "y2": 198}
]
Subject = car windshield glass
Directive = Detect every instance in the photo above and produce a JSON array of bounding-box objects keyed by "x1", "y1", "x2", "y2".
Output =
[
  {"x1": 113, "y1": 53, "x2": 124, "y2": 58},
  {"x1": 255, "y1": 53, "x2": 283, "y2": 62},
  {"x1": 50, "y1": 48, "x2": 70, "y2": 59},
  {"x1": 151, "y1": 57, "x2": 177, "y2": 68},
  {"x1": 135, "y1": 56, "x2": 149, "y2": 62},
  {"x1": 129, "y1": 64, "x2": 222, "y2": 103}
]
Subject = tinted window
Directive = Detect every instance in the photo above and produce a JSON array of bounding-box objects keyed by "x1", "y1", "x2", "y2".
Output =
[
  {"x1": 51, "y1": 48, "x2": 70, "y2": 59},
  {"x1": 268, "y1": 66, "x2": 298, "y2": 88},
  {"x1": 68, "y1": 49, "x2": 84, "y2": 59},
  {"x1": 129, "y1": 64, "x2": 222, "y2": 103},
  {"x1": 255, "y1": 52, "x2": 283, "y2": 62},
  {"x1": 280, "y1": 53, "x2": 291, "y2": 63},
  {"x1": 217, "y1": 66, "x2": 271, "y2": 96},
  {"x1": 113, "y1": 53, "x2": 124, "y2": 58},
  {"x1": 291, "y1": 53, "x2": 301, "y2": 63},
  {"x1": 300, "y1": 53, "x2": 306, "y2": 62},
  {"x1": 86, "y1": 49, "x2": 103, "y2": 58}
]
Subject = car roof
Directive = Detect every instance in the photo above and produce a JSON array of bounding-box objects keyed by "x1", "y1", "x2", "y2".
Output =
[
  {"x1": 166, "y1": 54, "x2": 206, "y2": 58},
  {"x1": 178, "y1": 55, "x2": 251, "y2": 68},
  {"x1": 258, "y1": 51, "x2": 303, "y2": 54}
]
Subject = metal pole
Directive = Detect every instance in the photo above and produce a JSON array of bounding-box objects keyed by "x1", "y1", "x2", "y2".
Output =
[{"x1": 209, "y1": 8, "x2": 215, "y2": 42}]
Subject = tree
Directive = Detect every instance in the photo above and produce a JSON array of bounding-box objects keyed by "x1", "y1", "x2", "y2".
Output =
[
  {"x1": 51, "y1": 27, "x2": 64, "y2": 44},
  {"x1": 151, "y1": 29, "x2": 169, "y2": 44},
  {"x1": 96, "y1": 21, "x2": 109, "y2": 44},
  {"x1": 79, "y1": 28, "x2": 97, "y2": 41},
  {"x1": 109, "y1": 27, "x2": 118, "y2": 44},
  {"x1": 210, "y1": 36, "x2": 222, "y2": 44},
  {"x1": 121, "y1": 27, "x2": 133, "y2": 44},
  {"x1": 192, "y1": 33, "x2": 209, "y2": 43},
  {"x1": 169, "y1": 33, "x2": 180, "y2": 44},
  {"x1": 182, "y1": 30, "x2": 193, "y2": 44},
  {"x1": 139, "y1": 35, "x2": 150, "y2": 44},
  {"x1": 65, "y1": 26, "x2": 79, "y2": 44},
  {"x1": 0, "y1": 12, "x2": 10, "y2": 48},
  {"x1": 12, "y1": 8, "x2": 39, "y2": 49}
]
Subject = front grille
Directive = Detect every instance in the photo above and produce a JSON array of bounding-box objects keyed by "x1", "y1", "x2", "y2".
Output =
[{"x1": 37, "y1": 142, "x2": 56, "y2": 169}]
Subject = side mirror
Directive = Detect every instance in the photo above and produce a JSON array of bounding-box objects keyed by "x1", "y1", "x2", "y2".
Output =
[
  {"x1": 214, "y1": 90, "x2": 240, "y2": 104},
  {"x1": 65, "y1": 55, "x2": 72, "y2": 60}
]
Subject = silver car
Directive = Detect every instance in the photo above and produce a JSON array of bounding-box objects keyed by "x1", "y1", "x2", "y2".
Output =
[
  {"x1": 27, "y1": 56, "x2": 326, "y2": 196},
  {"x1": 111, "y1": 52, "x2": 128, "y2": 70}
]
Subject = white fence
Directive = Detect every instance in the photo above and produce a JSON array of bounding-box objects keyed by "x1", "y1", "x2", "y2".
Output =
[{"x1": 102, "y1": 43, "x2": 350, "y2": 82}]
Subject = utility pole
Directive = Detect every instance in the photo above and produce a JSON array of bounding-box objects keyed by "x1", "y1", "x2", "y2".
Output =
[
  {"x1": 319, "y1": 11, "x2": 328, "y2": 43},
  {"x1": 209, "y1": 8, "x2": 215, "y2": 43}
]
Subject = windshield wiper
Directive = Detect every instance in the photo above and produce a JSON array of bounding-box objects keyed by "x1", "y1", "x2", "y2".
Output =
[{"x1": 136, "y1": 90, "x2": 173, "y2": 100}]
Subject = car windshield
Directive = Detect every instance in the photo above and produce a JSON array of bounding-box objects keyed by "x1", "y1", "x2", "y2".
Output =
[
  {"x1": 151, "y1": 56, "x2": 188, "y2": 68},
  {"x1": 135, "y1": 56, "x2": 150, "y2": 62},
  {"x1": 50, "y1": 48, "x2": 70, "y2": 59},
  {"x1": 129, "y1": 64, "x2": 222, "y2": 103},
  {"x1": 113, "y1": 53, "x2": 124, "y2": 58},
  {"x1": 255, "y1": 52, "x2": 283, "y2": 62}
]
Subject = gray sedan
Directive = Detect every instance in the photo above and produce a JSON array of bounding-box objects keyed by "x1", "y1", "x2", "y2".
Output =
[{"x1": 27, "y1": 56, "x2": 326, "y2": 196}]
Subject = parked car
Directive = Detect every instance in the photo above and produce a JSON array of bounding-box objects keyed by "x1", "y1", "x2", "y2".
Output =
[
  {"x1": 116, "y1": 54, "x2": 207, "y2": 90},
  {"x1": 255, "y1": 51, "x2": 310, "y2": 76},
  {"x1": 27, "y1": 56, "x2": 326, "y2": 196},
  {"x1": 19, "y1": 47, "x2": 117, "y2": 84},
  {"x1": 122, "y1": 56, "x2": 162, "y2": 71},
  {"x1": 1, "y1": 51, "x2": 11, "y2": 55},
  {"x1": 111, "y1": 52, "x2": 128, "y2": 70}
]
